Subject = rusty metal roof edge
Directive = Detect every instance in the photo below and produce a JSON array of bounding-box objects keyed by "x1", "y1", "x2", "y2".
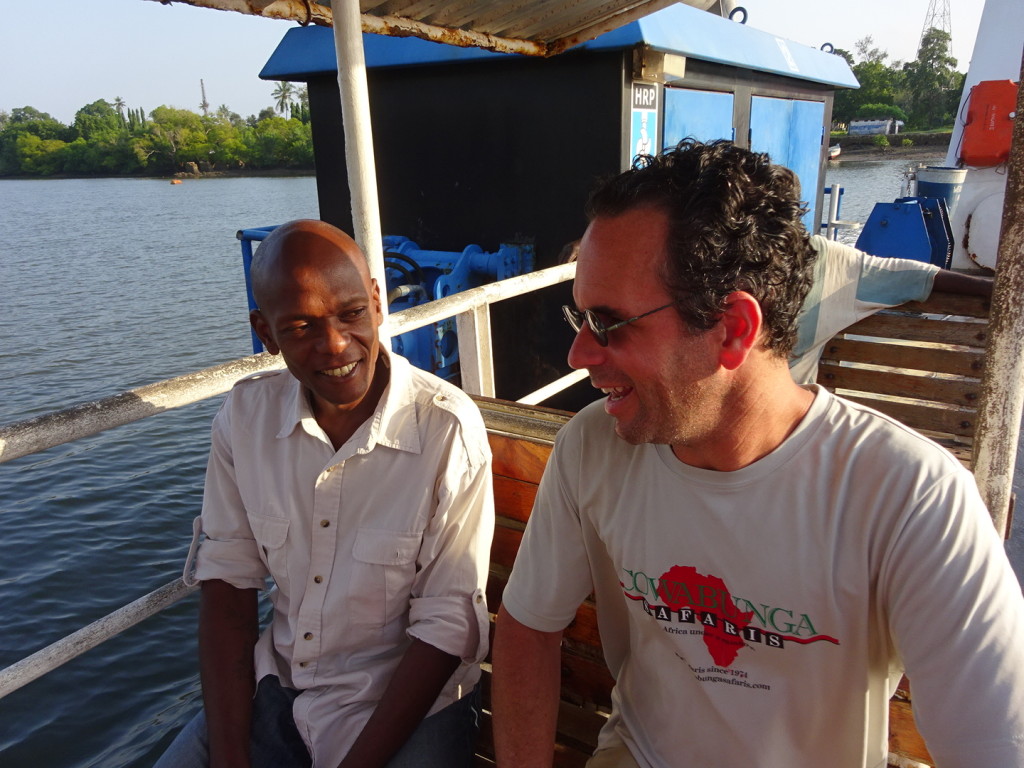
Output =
[
  {"x1": 142, "y1": 0, "x2": 593, "y2": 55},
  {"x1": 361, "y1": 13, "x2": 551, "y2": 56},
  {"x1": 143, "y1": 0, "x2": 715, "y2": 57},
  {"x1": 143, "y1": 0, "x2": 333, "y2": 24}
]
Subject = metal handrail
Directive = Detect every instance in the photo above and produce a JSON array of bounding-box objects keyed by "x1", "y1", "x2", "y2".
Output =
[
  {"x1": 0, "y1": 262, "x2": 576, "y2": 466},
  {"x1": 0, "y1": 579, "x2": 198, "y2": 699},
  {"x1": 0, "y1": 262, "x2": 576, "y2": 698}
]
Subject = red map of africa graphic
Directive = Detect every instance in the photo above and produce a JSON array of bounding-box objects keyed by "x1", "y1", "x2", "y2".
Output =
[{"x1": 657, "y1": 565, "x2": 754, "y2": 667}]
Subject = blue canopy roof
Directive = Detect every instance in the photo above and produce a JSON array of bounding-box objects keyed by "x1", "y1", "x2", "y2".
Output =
[{"x1": 261, "y1": 3, "x2": 857, "y2": 89}]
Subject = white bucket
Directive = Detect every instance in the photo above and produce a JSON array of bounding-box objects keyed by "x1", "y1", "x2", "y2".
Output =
[{"x1": 915, "y1": 166, "x2": 968, "y2": 215}]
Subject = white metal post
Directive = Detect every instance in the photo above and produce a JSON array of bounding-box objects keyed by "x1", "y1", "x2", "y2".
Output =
[
  {"x1": 826, "y1": 186, "x2": 841, "y2": 240},
  {"x1": 331, "y1": 0, "x2": 389, "y2": 330},
  {"x1": 456, "y1": 305, "x2": 496, "y2": 397}
]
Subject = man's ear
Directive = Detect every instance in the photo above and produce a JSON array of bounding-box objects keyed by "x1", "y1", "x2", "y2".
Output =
[
  {"x1": 718, "y1": 291, "x2": 762, "y2": 370},
  {"x1": 370, "y1": 278, "x2": 383, "y2": 326},
  {"x1": 250, "y1": 309, "x2": 280, "y2": 355}
]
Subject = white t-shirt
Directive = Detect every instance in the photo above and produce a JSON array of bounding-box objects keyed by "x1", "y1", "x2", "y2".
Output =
[
  {"x1": 502, "y1": 387, "x2": 1024, "y2": 767},
  {"x1": 186, "y1": 353, "x2": 494, "y2": 767},
  {"x1": 790, "y1": 236, "x2": 938, "y2": 385}
]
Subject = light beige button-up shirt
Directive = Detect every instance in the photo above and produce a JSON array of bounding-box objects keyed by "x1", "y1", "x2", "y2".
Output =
[{"x1": 185, "y1": 353, "x2": 493, "y2": 766}]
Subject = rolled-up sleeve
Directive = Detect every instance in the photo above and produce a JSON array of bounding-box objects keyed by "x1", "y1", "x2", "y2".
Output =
[
  {"x1": 188, "y1": 399, "x2": 269, "y2": 591},
  {"x1": 406, "y1": 424, "x2": 494, "y2": 663}
]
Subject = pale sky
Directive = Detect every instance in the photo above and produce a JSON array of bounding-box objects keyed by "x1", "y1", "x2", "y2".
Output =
[{"x1": 0, "y1": 0, "x2": 985, "y2": 126}]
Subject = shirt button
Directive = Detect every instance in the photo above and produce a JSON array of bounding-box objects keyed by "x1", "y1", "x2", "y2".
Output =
[
  {"x1": 304, "y1": 632, "x2": 314, "y2": 641},
  {"x1": 313, "y1": 575, "x2": 323, "y2": 584},
  {"x1": 320, "y1": 520, "x2": 330, "y2": 528},
  {"x1": 299, "y1": 661, "x2": 309, "y2": 668},
  {"x1": 475, "y1": 594, "x2": 484, "y2": 604}
]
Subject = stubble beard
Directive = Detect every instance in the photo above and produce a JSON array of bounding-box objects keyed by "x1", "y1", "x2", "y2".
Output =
[{"x1": 613, "y1": 379, "x2": 714, "y2": 447}]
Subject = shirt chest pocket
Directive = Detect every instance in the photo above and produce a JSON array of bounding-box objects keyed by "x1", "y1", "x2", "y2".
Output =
[
  {"x1": 248, "y1": 513, "x2": 290, "y2": 587},
  {"x1": 348, "y1": 528, "x2": 421, "y2": 628}
]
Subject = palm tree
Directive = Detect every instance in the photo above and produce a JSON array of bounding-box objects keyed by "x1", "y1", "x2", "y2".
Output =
[
  {"x1": 272, "y1": 82, "x2": 295, "y2": 117},
  {"x1": 113, "y1": 96, "x2": 126, "y2": 126}
]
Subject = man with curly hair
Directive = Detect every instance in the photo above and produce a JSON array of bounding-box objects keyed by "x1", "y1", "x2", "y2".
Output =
[{"x1": 492, "y1": 140, "x2": 1024, "y2": 767}]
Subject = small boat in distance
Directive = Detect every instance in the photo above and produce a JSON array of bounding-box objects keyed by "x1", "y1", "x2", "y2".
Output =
[{"x1": 829, "y1": 144, "x2": 841, "y2": 160}]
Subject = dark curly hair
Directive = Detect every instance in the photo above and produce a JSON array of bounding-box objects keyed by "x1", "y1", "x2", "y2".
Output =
[{"x1": 585, "y1": 139, "x2": 816, "y2": 358}]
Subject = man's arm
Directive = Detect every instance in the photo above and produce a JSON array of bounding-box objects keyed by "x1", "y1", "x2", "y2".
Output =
[
  {"x1": 199, "y1": 578, "x2": 259, "y2": 768},
  {"x1": 338, "y1": 638, "x2": 461, "y2": 768},
  {"x1": 492, "y1": 605, "x2": 564, "y2": 767},
  {"x1": 883, "y1": 467, "x2": 1024, "y2": 764},
  {"x1": 932, "y1": 269, "x2": 993, "y2": 297}
]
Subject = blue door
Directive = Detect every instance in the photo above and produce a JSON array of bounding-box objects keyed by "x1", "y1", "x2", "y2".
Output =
[
  {"x1": 750, "y1": 96, "x2": 824, "y2": 230},
  {"x1": 663, "y1": 88, "x2": 734, "y2": 148}
]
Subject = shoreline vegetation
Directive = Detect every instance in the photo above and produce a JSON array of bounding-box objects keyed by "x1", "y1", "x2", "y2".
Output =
[
  {"x1": 0, "y1": 89, "x2": 952, "y2": 182},
  {"x1": 0, "y1": 167, "x2": 317, "y2": 182},
  {"x1": 832, "y1": 143, "x2": 947, "y2": 162},
  {"x1": 1, "y1": 141, "x2": 949, "y2": 182},
  {"x1": 1, "y1": 86, "x2": 954, "y2": 181},
  {"x1": 0, "y1": 91, "x2": 315, "y2": 180}
]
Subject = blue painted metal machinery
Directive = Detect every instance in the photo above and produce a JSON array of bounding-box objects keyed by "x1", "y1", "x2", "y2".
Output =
[
  {"x1": 855, "y1": 196, "x2": 953, "y2": 269},
  {"x1": 236, "y1": 227, "x2": 533, "y2": 381}
]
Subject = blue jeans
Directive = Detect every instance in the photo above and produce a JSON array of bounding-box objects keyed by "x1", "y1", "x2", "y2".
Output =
[{"x1": 153, "y1": 675, "x2": 480, "y2": 768}]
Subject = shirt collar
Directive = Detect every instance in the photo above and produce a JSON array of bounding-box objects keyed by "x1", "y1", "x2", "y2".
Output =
[{"x1": 275, "y1": 352, "x2": 423, "y2": 457}]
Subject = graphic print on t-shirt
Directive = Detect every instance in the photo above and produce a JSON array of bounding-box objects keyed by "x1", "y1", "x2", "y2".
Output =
[{"x1": 621, "y1": 564, "x2": 839, "y2": 667}]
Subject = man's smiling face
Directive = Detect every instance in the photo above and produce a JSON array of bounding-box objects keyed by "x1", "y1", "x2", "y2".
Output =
[
  {"x1": 250, "y1": 222, "x2": 384, "y2": 429},
  {"x1": 567, "y1": 205, "x2": 724, "y2": 448}
]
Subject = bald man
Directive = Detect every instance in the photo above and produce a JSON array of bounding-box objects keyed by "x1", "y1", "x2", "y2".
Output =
[{"x1": 158, "y1": 220, "x2": 494, "y2": 768}]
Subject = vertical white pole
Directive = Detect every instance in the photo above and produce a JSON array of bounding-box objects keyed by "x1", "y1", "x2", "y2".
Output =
[
  {"x1": 826, "y1": 186, "x2": 841, "y2": 240},
  {"x1": 456, "y1": 306, "x2": 496, "y2": 397},
  {"x1": 331, "y1": 0, "x2": 389, "y2": 329}
]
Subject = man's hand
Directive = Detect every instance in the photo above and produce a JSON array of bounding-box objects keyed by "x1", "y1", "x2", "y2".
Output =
[
  {"x1": 339, "y1": 638, "x2": 461, "y2": 768},
  {"x1": 199, "y1": 579, "x2": 259, "y2": 768},
  {"x1": 492, "y1": 605, "x2": 564, "y2": 767}
]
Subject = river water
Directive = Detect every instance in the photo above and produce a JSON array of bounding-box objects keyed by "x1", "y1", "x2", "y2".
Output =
[
  {"x1": 0, "y1": 176, "x2": 319, "y2": 767},
  {"x1": 1, "y1": 159, "x2": 1021, "y2": 766}
]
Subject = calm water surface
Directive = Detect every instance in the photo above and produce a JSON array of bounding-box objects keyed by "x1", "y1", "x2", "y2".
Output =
[
  {"x1": 0, "y1": 176, "x2": 319, "y2": 767},
  {"x1": 1, "y1": 161, "x2": 1021, "y2": 767}
]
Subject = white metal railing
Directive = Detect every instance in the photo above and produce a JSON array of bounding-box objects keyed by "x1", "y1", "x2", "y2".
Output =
[
  {"x1": 0, "y1": 580, "x2": 198, "y2": 699},
  {"x1": 821, "y1": 185, "x2": 863, "y2": 241},
  {"x1": 0, "y1": 262, "x2": 576, "y2": 466},
  {"x1": 0, "y1": 262, "x2": 576, "y2": 698}
]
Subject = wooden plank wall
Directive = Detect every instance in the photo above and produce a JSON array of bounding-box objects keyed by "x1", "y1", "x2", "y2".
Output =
[{"x1": 817, "y1": 291, "x2": 990, "y2": 467}]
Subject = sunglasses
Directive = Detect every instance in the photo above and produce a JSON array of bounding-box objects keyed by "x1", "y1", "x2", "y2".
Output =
[{"x1": 562, "y1": 302, "x2": 675, "y2": 346}]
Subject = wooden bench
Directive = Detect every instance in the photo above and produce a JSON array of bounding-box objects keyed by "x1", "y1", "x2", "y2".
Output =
[
  {"x1": 474, "y1": 397, "x2": 603, "y2": 767},
  {"x1": 816, "y1": 290, "x2": 990, "y2": 469},
  {"x1": 471, "y1": 288, "x2": 995, "y2": 767}
]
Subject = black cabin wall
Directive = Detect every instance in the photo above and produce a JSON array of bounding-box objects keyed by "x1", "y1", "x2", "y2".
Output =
[{"x1": 307, "y1": 50, "x2": 626, "y2": 406}]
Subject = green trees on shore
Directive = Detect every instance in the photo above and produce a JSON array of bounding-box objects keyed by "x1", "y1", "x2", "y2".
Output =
[
  {"x1": 0, "y1": 92, "x2": 313, "y2": 177},
  {"x1": 831, "y1": 28, "x2": 964, "y2": 130}
]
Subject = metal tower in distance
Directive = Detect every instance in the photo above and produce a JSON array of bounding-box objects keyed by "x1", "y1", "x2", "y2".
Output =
[{"x1": 919, "y1": 0, "x2": 952, "y2": 52}]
